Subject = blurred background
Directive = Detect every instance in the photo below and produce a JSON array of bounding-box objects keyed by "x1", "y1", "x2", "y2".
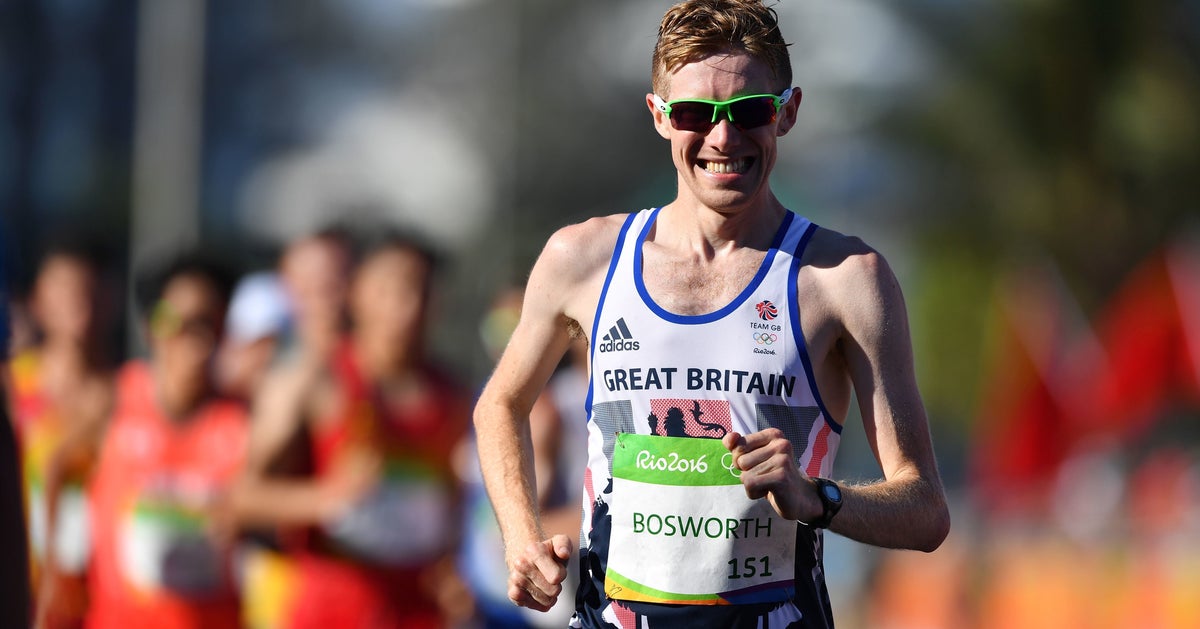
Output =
[{"x1": 2, "y1": 0, "x2": 1199, "y2": 627}]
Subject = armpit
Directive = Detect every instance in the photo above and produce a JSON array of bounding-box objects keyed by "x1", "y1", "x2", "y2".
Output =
[{"x1": 565, "y1": 317, "x2": 586, "y2": 341}]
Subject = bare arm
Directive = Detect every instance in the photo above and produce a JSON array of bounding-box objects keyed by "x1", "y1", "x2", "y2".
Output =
[
  {"x1": 825, "y1": 250, "x2": 949, "y2": 551},
  {"x1": 727, "y1": 246, "x2": 949, "y2": 552},
  {"x1": 229, "y1": 363, "x2": 368, "y2": 527},
  {"x1": 42, "y1": 376, "x2": 113, "y2": 566},
  {"x1": 474, "y1": 217, "x2": 618, "y2": 611}
]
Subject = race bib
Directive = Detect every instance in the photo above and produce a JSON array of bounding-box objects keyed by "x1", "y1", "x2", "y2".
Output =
[
  {"x1": 604, "y1": 433, "x2": 796, "y2": 605},
  {"x1": 27, "y1": 483, "x2": 91, "y2": 574},
  {"x1": 325, "y1": 465, "x2": 452, "y2": 566},
  {"x1": 120, "y1": 501, "x2": 225, "y2": 598}
]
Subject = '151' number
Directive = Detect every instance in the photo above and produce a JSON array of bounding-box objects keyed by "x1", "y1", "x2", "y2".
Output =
[{"x1": 727, "y1": 556, "x2": 772, "y2": 580}]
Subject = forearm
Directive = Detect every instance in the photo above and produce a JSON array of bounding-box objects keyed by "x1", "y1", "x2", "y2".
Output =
[
  {"x1": 474, "y1": 397, "x2": 544, "y2": 564},
  {"x1": 230, "y1": 477, "x2": 336, "y2": 528},
  {"x1": 826, "y1": 472, "x2": 948, "y2": 552}
]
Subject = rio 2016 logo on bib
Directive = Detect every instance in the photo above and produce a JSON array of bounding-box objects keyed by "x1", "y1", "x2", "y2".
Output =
[{"x1": 605, "y1": 433, "x2": 797, "y2": 606}]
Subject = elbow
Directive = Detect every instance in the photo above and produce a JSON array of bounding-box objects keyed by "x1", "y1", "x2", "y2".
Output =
[{"x1": 916, "y1": 497, "x2": 951, "y2": 553}]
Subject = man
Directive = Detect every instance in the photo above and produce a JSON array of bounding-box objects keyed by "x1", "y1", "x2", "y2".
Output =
[
  {"x1": 231, "y1": 233, "x2": 470, "y2": 629},
  {"x1": 9, "y1": 243, "x2": 115, "y2": 628},
  {"x1": 86, "y1": 254, "x2": 247, "y2": 628},
  {"x1": 277, "y1": 227, "x2": 354, "y2": 364},
  {"x1": 473, "y1": 1, "x2": 950, "y2": 627}
]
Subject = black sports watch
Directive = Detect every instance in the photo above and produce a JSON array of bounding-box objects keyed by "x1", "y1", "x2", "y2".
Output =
[{"x1": 806, "y1": 478, "x2": 842, "y2": 529}]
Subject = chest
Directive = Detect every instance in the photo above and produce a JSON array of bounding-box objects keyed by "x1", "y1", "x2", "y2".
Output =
[
  {"x1": 639, "y1": 246, "x2": 768, "y2": 316},
  {"x1": 104, "y1": 412, "x2": 245, "y2": 487}
]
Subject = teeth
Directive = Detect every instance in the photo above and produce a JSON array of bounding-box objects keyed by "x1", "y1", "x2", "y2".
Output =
[{"x1": 704, "y1": 158, "x2": 748, "y2": 174}]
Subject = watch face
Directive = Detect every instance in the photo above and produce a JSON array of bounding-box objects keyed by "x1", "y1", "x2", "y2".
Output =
[{"x1": 821, "y1": 482, "x2": 841, "y2": 502}]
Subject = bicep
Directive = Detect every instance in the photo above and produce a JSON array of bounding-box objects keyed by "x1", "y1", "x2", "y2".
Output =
[
  {"x1": 479, "y1": 227, "x2": 598, "y2": 419},
  {"x1": 243, "y1": 373, "x2": 308, "y2": 476},
  {"x1": 840, "y1": 254, "x2": 936, "y2": 481}
]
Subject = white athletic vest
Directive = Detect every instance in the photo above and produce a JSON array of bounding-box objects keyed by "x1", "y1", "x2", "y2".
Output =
[{"x1": 575, "y1": 208, "x2": 842, "y2": 628}]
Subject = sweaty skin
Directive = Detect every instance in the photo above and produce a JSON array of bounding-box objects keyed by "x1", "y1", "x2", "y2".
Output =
[{"x1": 473, "y1": 51, "x2": 949, "y2": 612}]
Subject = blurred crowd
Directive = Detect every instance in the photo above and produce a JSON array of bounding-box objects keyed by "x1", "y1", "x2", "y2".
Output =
[
  {"x1": 1, "y1": 226, "x2": 587, "y2": 629},
  {"x1": 3, "y1": 225, "x2": 1199, "y2": 629}
]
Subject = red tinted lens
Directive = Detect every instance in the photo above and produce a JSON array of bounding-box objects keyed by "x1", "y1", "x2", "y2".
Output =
[
  {"x1": 668, "y1": 101, "x2": 717, "y2": 132},
  {"x1": 728, "y1": 97, "x2": 778, "y2": 130}
]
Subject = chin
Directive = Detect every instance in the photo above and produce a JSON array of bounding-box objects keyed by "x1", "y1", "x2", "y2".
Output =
[{"x1": 695, "y1": 188, "x2": 759, "y2": 213}]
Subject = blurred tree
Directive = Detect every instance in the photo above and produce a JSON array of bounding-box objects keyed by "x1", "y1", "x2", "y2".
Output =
[{"x1": 889, "y1": 0, "x2": 1200, "y2": 432}]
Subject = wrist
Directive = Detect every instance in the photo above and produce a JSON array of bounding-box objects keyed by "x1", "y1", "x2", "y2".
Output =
[{"x1": 801, "y1": 477, "x2": 842, "y2": 529}]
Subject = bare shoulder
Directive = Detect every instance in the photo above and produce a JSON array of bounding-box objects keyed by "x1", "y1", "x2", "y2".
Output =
[
  {"x1": 528, "y1": 213, "x2": 631, "y2": 324},
  {"x1": 255, "y1": 356, "x2": 332, "y2": 417},
  {"x1": 535, "y1": 213, "x2": 629, "y2": 282},
  {"x1": 799, "y1": 227, "x2": 906, "y2": 330}
]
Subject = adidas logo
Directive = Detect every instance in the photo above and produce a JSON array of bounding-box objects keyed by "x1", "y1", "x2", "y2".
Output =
[{"x1": 598, "y1": 317, "x2": 640, "y2": 352}]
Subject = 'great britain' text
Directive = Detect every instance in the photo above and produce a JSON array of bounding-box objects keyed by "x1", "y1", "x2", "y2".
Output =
[{"x1": 602, "y1": 367, "x2": 795, "y2": 397}]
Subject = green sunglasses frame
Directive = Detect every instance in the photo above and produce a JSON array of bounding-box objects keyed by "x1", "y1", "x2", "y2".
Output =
[{"x1": 652, "y1": 87, "x2": 795, "y2": 128}]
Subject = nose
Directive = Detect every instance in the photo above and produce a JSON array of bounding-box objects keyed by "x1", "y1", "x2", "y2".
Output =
[{"x1": 705, "y1": 117, "x2": 739, "y2": 148}]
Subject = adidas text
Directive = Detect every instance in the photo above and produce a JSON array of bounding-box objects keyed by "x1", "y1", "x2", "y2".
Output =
[{"x1": 599, "y1": 339, "x2": 640, "y2": 352}]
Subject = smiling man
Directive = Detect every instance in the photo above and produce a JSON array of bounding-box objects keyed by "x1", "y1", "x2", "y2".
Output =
[{"x1": 473, "y1": 1, "x2": 950, "y2": 627}]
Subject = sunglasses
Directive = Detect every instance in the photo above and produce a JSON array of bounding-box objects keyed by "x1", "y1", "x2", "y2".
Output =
[
  {"x1": 150, "y1": 300, "x2": 219, "y2": 344},
  {"x1": 652, "y1": 88, "x2": 794, "y2": 133}
]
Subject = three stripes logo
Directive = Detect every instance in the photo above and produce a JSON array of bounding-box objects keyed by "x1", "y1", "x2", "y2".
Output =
[{"x1": 598, "y1": 318, "x2": 640, "y2": 352}]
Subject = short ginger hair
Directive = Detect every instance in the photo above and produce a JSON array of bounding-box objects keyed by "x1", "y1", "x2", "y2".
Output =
[{"x1": 651, "y1": 0, "x2": 792, "y2": 98}]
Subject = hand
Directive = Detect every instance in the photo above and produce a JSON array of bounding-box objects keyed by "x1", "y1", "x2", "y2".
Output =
[
  {"x1": 723, "y1": 429, "x2": 821, "y2": 523},
  {"x1": 319, "y1": 445, "x2": 382, "y2": 519},
  {"x1": 506, "y1": 534, "x2": 573, "y2": 612},
  {"x1": 204, "y1": 490, "x2": 239, "y2": 548}
]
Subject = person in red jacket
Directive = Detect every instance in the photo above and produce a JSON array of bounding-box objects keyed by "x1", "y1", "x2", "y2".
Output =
[{"x1": 86, "y1": 254, "x2": 247, "y2": 629}]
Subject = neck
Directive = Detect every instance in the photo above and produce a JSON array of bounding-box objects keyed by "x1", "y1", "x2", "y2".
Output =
[
  {"x1": 40, "y1": 336, "x2": 93, "y2": 369},
  {"x1": 353, "y1": 334, "x2": 419, "y2": 382},
  {"x1": 659, "y1": 194, "x2": 787, "y2": 255},
  {"x1": 37, "y1": 338, "x2": 94, "y2": 394},
  {"x1": 156, "y1": 373, "x2": 210, "y2": 420}
]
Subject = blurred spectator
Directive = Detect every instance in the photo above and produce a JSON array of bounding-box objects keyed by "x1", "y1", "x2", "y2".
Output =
[
  {"x1": 85, "y1": 253, "x2": 247, "y2": 628},
  {"x1": 277, "y1": 227, "x2": 354, "y2": 365},
  {"x1": 7, "y1": 243, "x2": 115, "y2": 628},
  {"x1": 216, "y1": 271, "x2": 291, "y2": 403},
  {"x1": 457, "y1": 288, "x2": 586, "y2": 629},
  {"x1": 233, "y1": 231, "x2": 470, "y2": 629}
]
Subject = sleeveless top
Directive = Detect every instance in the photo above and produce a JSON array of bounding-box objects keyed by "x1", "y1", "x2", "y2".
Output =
[
  {"x1": 87, "y1": 362, "x2": 247, "y2": 629},
  {"x1": 576, "y1": 208, "x2": 843, "y2": 629},
  {"x1": 310, "y1": 340, "x2": 463, "y2": 570},
  {"x1": 9, "y1": 350, "x2": 93, "y2": 580},
  {"x1": 241, "y1": 340, "x2": 465, "y2": 629}
]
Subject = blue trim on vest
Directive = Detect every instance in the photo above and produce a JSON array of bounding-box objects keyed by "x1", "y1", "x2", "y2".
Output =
[
  {"x1": 634, "y1": 210, "x2": 795, "y2": 325},
  {"x1": 585, "y1": 211, "x2": 641, "y2": 418},
  {"x1": 788, "y1": 222, "x2": 842, "y2": 434}
]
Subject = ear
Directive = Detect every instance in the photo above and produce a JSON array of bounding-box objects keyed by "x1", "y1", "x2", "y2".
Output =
[
  {"x1": 647, "y1": 93, "x2": 672, "y2": 140},
  {"x1": 776, "y1": 86, "x2": 802, "y2": 137}
]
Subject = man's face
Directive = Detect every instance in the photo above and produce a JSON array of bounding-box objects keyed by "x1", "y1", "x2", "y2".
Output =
[
  {"x1": 150, "y1": 273, "x2": 225, "y2": 399},
  {"x1": 33, "y1": 255, "x2": 97, "y2": 342},
  {"x1": 648, "y1": 52, "x2": 799, "y2": 214},
  {"x1": 281, "y1": 237, "x2": 350, "y2": 328},
  {"x1": 350, "y1": 247, "x2": 429, "y2": 351}
]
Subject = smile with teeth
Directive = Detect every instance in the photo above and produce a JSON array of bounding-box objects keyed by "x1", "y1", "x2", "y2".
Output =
[{"x1": 700, "y1": 157, "x2": 752, "y2": 174}]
